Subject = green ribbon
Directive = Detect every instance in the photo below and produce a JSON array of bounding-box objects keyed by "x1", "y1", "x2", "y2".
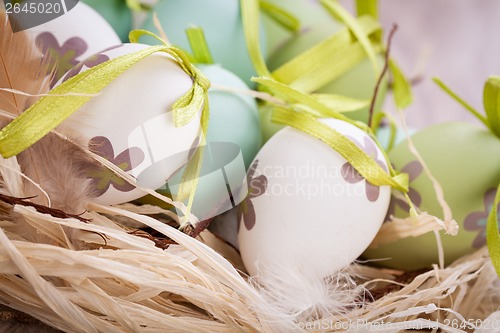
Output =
[
  {"x1": 271, "y1": 16, "x2": 381, "y2": 93},
  {"x1": 356, "y1": 0, "x2": 379, "y2": 19},
  {"x1": 320, "y1": 0, "x2": 379, "y2": 73},
  {"x1": 487, "y1": 183, "x2": 500, "y2": 277},
  {"x1": 241, "y1": 0, "x2": 272, "y2": 78},
  {"x1": 185, "y1": 27, "x2": 214, "y2": 65}
]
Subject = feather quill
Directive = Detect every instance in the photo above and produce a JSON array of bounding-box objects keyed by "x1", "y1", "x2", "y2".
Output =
[{"x1": 0, "y1": 9, "x2": 96, "y2": 218}]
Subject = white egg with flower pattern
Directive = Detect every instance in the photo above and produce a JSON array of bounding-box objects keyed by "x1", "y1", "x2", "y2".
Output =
[
  {"x1": 25, "y1": 1, "x2": 121, "y2": 87},
  {"x1": 237, "y1": 118, "x2": 391, "y2": 277},
  {"x1": 56, "y1": 43, "x2": 202, "y2": 205}
]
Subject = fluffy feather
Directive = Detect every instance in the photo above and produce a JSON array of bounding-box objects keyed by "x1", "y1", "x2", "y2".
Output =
[
  {"x1": 0, "y1": 9, "x2": 96, "y2": 215},
  {"x1": 0, "y1": 9, "x2": 51, "y2": 120}
]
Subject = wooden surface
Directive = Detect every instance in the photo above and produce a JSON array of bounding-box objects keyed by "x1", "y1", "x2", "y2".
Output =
[{"x1": 0, "y1": 305, "x2": 61, "y2": 333}]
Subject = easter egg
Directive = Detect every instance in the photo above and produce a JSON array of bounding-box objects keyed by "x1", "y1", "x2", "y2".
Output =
[
  {"x1": 57, "y1": 43, "x2": 202, "y2": 205},
  {"x1": 238, "y1": 119, "x2": 391, "y2": 277},
  {"x1": 158, "y1": 142, "x2": 249, "y2": 221},
  {"x1": 198, "y1": 64, "x2": 262, "y2": 168},
  {"x1": 140, "y1": 0, "x2": 265, "y2": 86},
  {"x1": 26, "y1": 1, "x2": 121, "y2": 87},
  {"x1": 363, "y1": 122, "x2": 500, "y2": 270},
  {"x1": 82, "y1": 0, "x2": 133, "y2": 42},
  {"x1": 144, "y1": 64, "x2": 261, "y2": 220}
]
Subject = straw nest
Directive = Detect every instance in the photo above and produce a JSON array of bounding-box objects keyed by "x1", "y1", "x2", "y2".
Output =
[{"x1": 0, "y1": 150, "x2": 499, "y2": 333}]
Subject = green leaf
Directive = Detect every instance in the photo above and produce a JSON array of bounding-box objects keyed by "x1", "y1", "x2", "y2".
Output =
[
  {"x1": 483, "y1": 76, "x2": 500, "y2": 137},
  {"x1": 389, "y1": 59, "x2": 413, "y2": 109},
  {"x1": 433, "y1": 77, "x2": 490, "y2": 129},
  {"x1": 486, "y1": 183, "x2": 500, "y2": 278},
  {"x1": 259, "y1": 0, "x2": 301, "y2": 32}
]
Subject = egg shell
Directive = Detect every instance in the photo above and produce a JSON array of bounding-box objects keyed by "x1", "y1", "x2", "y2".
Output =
[
  {"x1": 26, "y1": 1, "x2": 121, "y2": 86},
  {"x1": 58, "y1": 43, "x2": 202, "y2": 205},
  {"x1": 161, "y1": 142, "x2": 248, "y2": 221},
  {"x1": 264, "y1": 19, "x2": 387, "y2": 135},
  {"x1": 362, "y1": 122, "x2": 500, "y2": 270},
  {"x1": 82, "y1": 0, "x2": 133, "y2": 42},
  {"x1": 238, "y1": 119, "x2": 391, "y2": 277},
  {"x1": 140, "y1": 0, "x2": 266, "y2": 87}
]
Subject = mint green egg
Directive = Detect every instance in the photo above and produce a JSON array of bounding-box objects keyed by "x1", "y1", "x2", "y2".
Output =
[
  {"x1": 82, "y1": 0, "x2": 132, "y2": 42},
  {"x1": 363, "y1": 122, "x2": 500, "y2": 270},
  {"x1": 199, "y1": 64, "x2": 262, "y2": 168},
  {"x1": 140, "y1": 0, "x2": 265, "y2": 87}
]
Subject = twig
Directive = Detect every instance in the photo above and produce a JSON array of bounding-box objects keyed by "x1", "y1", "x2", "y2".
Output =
[
  {"x1": 0, "y1": 193, "x2": 90, "y2": 223},
  {"x1": 368, "y1": 24, "x2": 398, "y2": 127}
]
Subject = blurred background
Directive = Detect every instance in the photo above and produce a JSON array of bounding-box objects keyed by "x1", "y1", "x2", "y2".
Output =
[{"x1": 349, "y1": 0, "x2": 500, "y2": 128}]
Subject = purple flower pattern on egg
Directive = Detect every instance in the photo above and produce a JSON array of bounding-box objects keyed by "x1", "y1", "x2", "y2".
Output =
[
  {"x1": 238, "y1": 160, "x2": 268, "y2": 231},
  {"x1": 384, "y1": 161, "x2": 423, "y2": 221},
  {"x1": 341, "y1": 136, "x2": 388, "y2": 202},
  {"x1": 87, "y1": 136, "x2": 145, "y2": 196},
  {"x1": 36, "y1": 32, "x2": 88, "y2": 87},
  {"x1": 464, "y1": 188, "x2": 500, "y2": 249},
  {"x1": 62, "y1": 45, "x2": 121, "y2": 82}
]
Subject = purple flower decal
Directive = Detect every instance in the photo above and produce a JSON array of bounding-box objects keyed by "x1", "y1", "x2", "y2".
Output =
[
  {"x1": 464, "y1": 188, "x2": 500, "y2": 249},
  {"x1": 62, "y1": 45, "x2": 121, "y2": 82},
  {"x1": 341, "y1": 136, "x2": 388, "y2": 202},
  {"x1": 36, "y1": 32, "x2": 88, "y2": 87},
  {"x1": 238, "y1": 160, "x2": 268, "y2": 231},
  {"x1": 385, "y1": 160, "x2": 423, "y2": 221},
  {"x1": 87, "y1": 136, "x2": 145, "y2": 196}
]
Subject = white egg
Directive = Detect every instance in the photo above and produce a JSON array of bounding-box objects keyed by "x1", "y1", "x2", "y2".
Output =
[
  {"x1": 26, "y1": 2, "x2": 121, "y2": 86},
  {"x1": 57, "y1": 43, "x2": 202, "y2": 205},
  {"x1": 237, "y1": 118, "x2": 391, "y2": 277}
]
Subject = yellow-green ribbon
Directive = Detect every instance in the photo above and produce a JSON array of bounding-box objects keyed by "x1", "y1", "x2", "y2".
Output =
[
  {"x1": 185, "y1": 27, "x2": 214, "y2": 65},
  {"x1": 487, "y1": 183, "x2": 500, "y2": 277},
  {"x1": 271, "y1": 16, "x2": 381, "y2": 93},
  {"x1": 356, "y1": 0, "x2": 378, "y2": 19},
  {"x1": 320, "y1": 0, "x2": 379, "y2": 73},
  {"x1": 130, "y1": 30, "x2": 210, "y2": 226},
  {"x1": 241, "y1": 0, "x2": 272, "y2": 78},
  {"x1": 259, "y1": 0, "x2": 301, "y2": 33}
]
